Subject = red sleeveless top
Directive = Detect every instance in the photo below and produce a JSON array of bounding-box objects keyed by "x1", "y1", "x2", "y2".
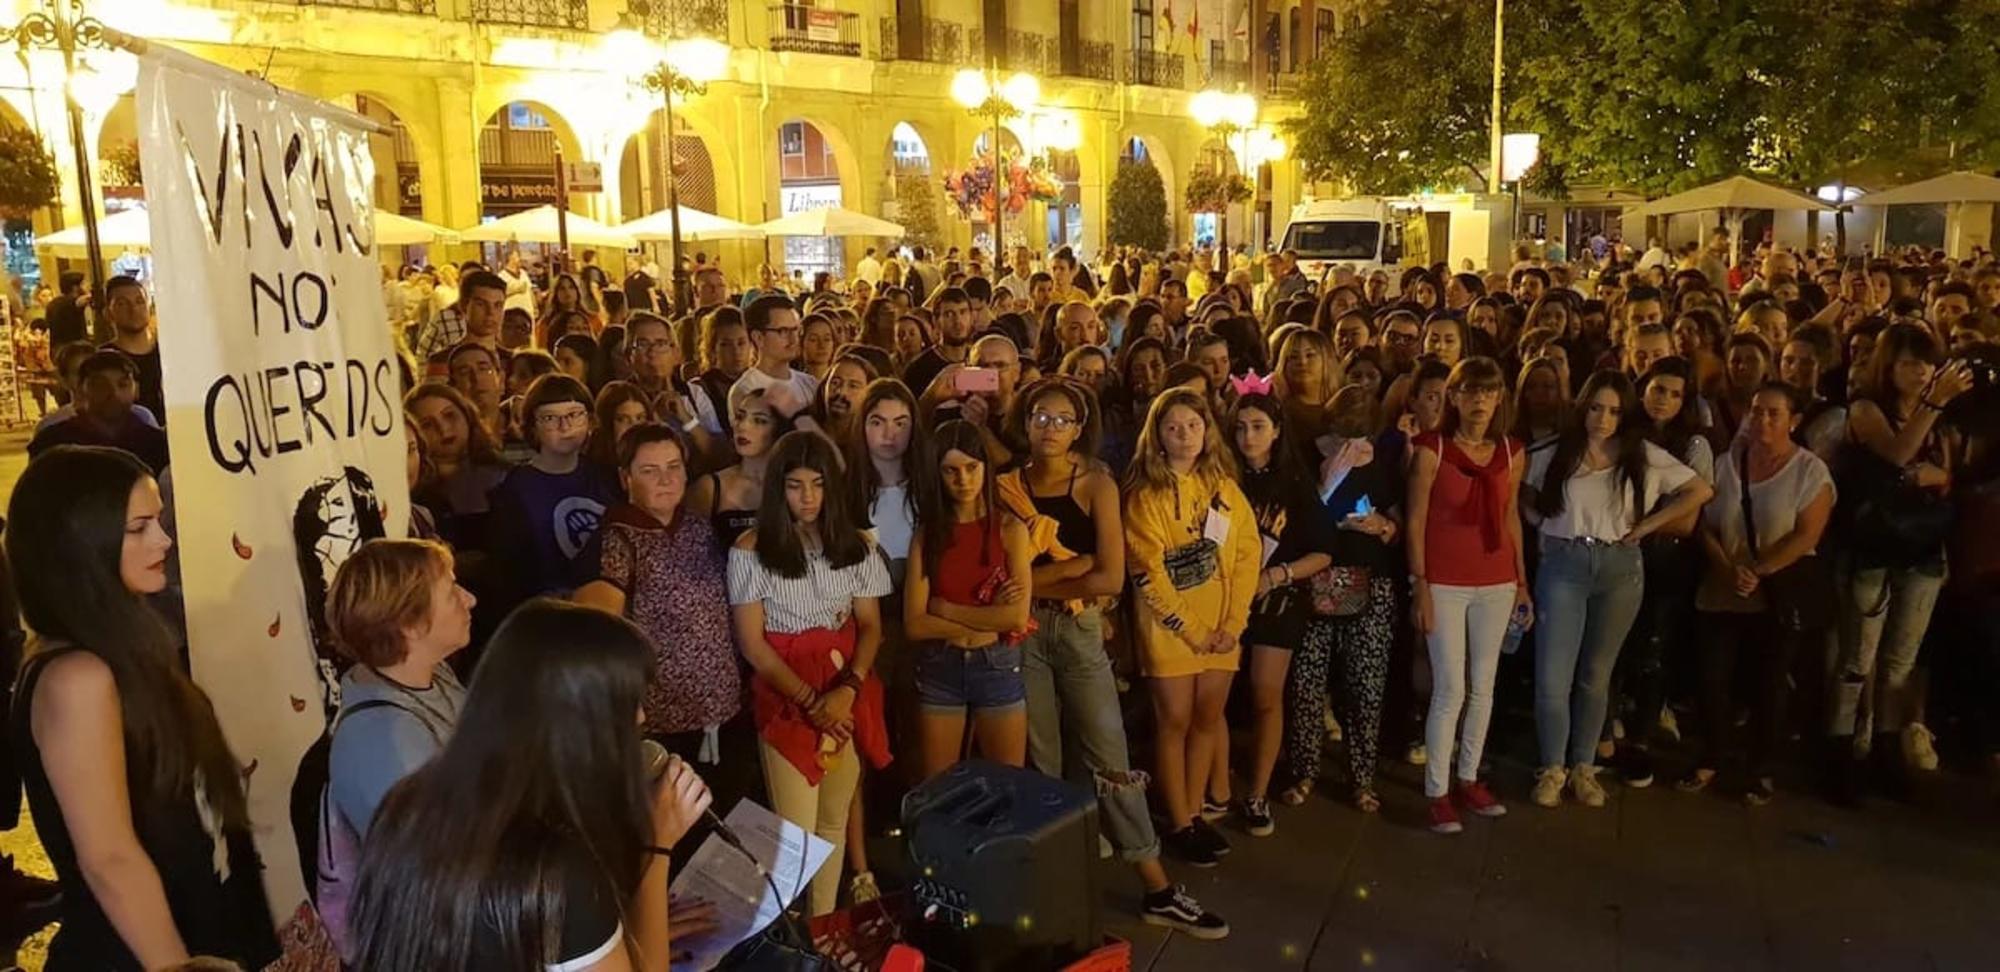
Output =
[{"x1": 1415, "y1": 432, "x2": 1521, "y2": 587}]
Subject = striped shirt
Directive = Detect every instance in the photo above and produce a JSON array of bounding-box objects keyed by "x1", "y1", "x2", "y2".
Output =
[{"x1": 727, "y1": 543, "x2": 892, "y2": 634}]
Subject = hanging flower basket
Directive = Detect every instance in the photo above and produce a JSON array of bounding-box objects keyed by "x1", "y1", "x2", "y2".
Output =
[
  {"x1": 943, "y1": 149, "x2": 1062, "y2": 221},
  {"x1": 1185, "y1": 168, "x2": 1252, "y2": 214},
  {"x1": 0, "y1": 127, "x2": 59, "y2": 219}
]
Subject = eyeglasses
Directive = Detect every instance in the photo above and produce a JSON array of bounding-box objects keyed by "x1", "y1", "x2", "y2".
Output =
[
  {"x1": 536, "y1": 410, "x2": 590, "y2": 429},
  {"x1": 761, "y1": 327, "x2": 802, "y2": 339},
  {"x1": 1030, "y1": 411, "x2": 1079, "y2": 431},
  {"x1": 629, "y1": 340, "x2": 674, "y2": 354},
  {"x1": 1385, "y1": 331, "x2": 1420, "y2": 345}
]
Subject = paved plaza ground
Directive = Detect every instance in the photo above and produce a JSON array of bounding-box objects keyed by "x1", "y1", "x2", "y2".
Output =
[{"x1": 0, "y1": 429, "x2": 1996, "y2": 970}]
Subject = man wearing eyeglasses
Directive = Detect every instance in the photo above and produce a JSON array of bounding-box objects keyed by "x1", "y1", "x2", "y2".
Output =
[
  {"x1": 1378, "y1": 310, "x2": 1423, "y2": 377},
  {"x1": 729, "y1": 294, "x2": 821, "y2": 425}
]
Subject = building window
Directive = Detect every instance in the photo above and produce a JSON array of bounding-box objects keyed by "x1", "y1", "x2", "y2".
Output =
[
  {"x1": 508, "y1": 103, "x2": 551, "y2": 130},
  {"x1": 1131, "y1": 0, "x2": 1154, "y2": 51},
  {"x1": 1316, "y1": 9, "x2": 1335, "y2": 53},
  {"x1": 780, "y1": 122, "x2": 805, "y2": 158}
]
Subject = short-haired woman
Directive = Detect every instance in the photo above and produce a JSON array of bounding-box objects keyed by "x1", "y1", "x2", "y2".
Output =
[
  {"x1": 728, "y1": 432, "x2": 893, "y2": 915},
  {"x1": 350, "y1": 600, "x2": 712, "y2": 970},
  {"x1": 318, "y1": 538, "x2": 473, "y2": 960}
]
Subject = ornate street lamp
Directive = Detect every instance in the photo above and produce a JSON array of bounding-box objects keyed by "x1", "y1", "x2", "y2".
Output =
[
  {"x1": 609, "y1": 12, "x2": 729, "y2": 316},
  {"x1": 952, "y1": 66, "x2": 1038, "y2": 256},
  {"x1": 1190, "y1": 89, "x2": 1283, "y2": 257},
  {"x1": 4, "y1": 0, "x2": 120, "y2": 314}
]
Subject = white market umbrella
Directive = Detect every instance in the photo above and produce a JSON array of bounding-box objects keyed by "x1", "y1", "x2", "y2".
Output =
[
  {"x1": 458, "y1": 205, "x2": 636, "y2": 248},
  {"x1": 376, "y1": 211, "x2": 459, "y2": 246},
  {"x1": 623, "y1": 205, "x2": 764, "y2": 242},
  {"x1": 1857, "y1": 170, "x2": 2000, "y2": 207},
  {"x1": 758, "y1": 206, "x2": 905, "y2": 239},
  {"x1": 1632, "y1": 175, "x2": 1834, "y2": 216},
  {"x1": 36, "y1": 207, "x2": 153, "y2": 256}
]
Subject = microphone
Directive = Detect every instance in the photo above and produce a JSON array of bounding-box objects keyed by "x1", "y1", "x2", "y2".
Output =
[{"x1": 640, "y1": 739, "x2": 760, "y2": 869}]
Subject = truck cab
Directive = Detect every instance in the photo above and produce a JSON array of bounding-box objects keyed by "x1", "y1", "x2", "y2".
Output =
[{"x1": 1278, "y1": 198, "x2": 1402, "y2": 284}]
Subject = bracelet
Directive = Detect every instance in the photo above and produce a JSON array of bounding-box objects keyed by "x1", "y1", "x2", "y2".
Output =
[
  {"x1": 1282, "y1": 562, "x2": 1295, "y2": 583},
  {"x1": 1919, "y1": 398, "x2": 1944, "y2": 412},
  {"x1": 833, "y1": 669, "x2": 864, "y2": 693}
]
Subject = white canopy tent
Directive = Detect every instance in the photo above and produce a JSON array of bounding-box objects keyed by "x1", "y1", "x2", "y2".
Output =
[
  {"x1": 38, "y1": 207, "x2": 458, "y2": 254},
  {"x1": 757, "y1": 207, "x2": 905, "y2": 238},
  {"x1": 1632, "y1": 175, "x2": 1833, "y2": 262},
  {"x1": 622, "y1": 205, "x2": 764, "y2": 242},
  {"x1": 35, "y1": 208, "x2": 152, "y2": 257},
  {"x1": 458, "y1": 205, "x2": 636, "y2": 249},
  {"x1": 1855, "y1": 171, "x2": 2000, "y2": 257}
]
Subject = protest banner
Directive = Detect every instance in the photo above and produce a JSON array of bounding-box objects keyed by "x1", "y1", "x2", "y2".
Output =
[{"x1": 136, "y1": 44, "x2": 407, "y2": 921}]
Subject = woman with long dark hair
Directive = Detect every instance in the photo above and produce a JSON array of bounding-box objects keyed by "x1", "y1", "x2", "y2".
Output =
[
  {"x1": 1521, "y1": 371, "x2": 1710, "y2": 809},
  {"x1": 728, "y1": 432, "x2": 892, "y2": 915},
  {"x1": 7, "y1": 446, "x2": 278, "y2": 969},
  {"x1": 1599, "y1": 356, "x2": 1714, "y2": 786},
  {"x1": 350, "y1": 599, "x2": 711, "y2": 970},
  {"x1": 537, "y1": 272, "x2": 598, "y2": 348},
  {"x1": 406, "y1": 383, "x2": 509, "y2": 553},
  {"x1": 1225, "y1": 390, "x2": 1331, "y2": 829},
  {"x1": 904, "y1": 419, "x2": 1034, "y2": 778},
  {"x1": 690, "y1": 389, "x2": 793, "y2": 552}
]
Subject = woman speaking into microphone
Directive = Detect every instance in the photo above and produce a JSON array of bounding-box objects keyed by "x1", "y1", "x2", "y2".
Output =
[{"x1": 349, "y1": 599, "x2": 712, "y2": 971}]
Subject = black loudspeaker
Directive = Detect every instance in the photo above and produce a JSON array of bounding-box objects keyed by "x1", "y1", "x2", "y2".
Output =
[{"x1": 900, "y1": 760, "x2": 1102, "y2": 971}]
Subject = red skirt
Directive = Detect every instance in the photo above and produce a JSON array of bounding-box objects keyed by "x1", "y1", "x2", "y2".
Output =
[{"x1": 752, "y1": 622, "x2": 893, "y2": 785}]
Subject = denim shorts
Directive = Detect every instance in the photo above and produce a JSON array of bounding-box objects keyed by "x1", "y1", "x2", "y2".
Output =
[{"x1": 915, "y1": 642, "x2": 1027, "y2": 713}]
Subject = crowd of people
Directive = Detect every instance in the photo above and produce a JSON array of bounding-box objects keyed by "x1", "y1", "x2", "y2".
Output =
[{"x1": 4, "y1": 227, "x2": 2000, "y2": 970}]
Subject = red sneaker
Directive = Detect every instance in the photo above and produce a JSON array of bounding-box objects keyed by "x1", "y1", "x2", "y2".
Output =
[
  {"x1": 1428, "y1": 796, "x2": 1463, "y2": 834},
  {"x1": 1453, "y1": 779, "x2": 1508, "y2": 818}
]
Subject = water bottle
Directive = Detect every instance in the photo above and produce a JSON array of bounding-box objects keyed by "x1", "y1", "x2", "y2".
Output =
[{"x1": 1500, "y1": 602, "x2": 1530, "y2": 655}]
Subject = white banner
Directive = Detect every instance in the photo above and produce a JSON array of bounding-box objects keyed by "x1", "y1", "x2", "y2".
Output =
[{"x1": 136, "y1": 49, "x2": 408, "y2": 921}]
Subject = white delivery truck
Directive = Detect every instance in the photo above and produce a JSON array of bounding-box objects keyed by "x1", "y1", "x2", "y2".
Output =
[{"x1": 1277, "y1": 198, "x2": 1402, "y2": 284}]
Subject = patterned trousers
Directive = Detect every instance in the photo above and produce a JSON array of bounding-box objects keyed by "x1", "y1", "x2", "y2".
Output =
[{"x1": 1286, "y1": 576, "x2": 1397, "y2": 792}]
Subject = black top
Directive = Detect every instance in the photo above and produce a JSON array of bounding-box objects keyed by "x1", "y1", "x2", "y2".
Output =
[
  {"x1": 13, "y1": 646, "x2": 278, "y2": 971},
  {"x1": 901, "y1": 346, "x2": 953, "y2": 398},
  {"x1": 462, "y1": 840, "x2": 622, "y2": 970},
  {"x1": 707, "y1": 472, "x2": 758, "y2": 550},
  {"x1": 45, "y1": 295, "x2": 86, "y2": 346},
  {"x1": 104, "y1": 342, "x2": 166, "y2": 427},
  {"x1": 1321, "y1": 451, "x2": 1403, "y2": 571},
  {"x1": 1240, "y1": 464, "x2": 1336, "y2": 575},
  {"x1": 1028, "y1": 463, "x2": 1096, "y2": 557},
  {"x1": 28, "y1": 414, "x2": 170, "y2": 475}
]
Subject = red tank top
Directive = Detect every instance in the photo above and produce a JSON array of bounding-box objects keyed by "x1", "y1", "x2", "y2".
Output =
[
  {"x1": 1416, "y1": 432, "x2": 1520, "y2": 587},
  {"x1": 934, "y1": 518, "x2": 1008, "y2": 607}
]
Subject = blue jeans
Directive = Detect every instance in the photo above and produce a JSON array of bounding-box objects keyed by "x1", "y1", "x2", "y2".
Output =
[
  {"x1": 1533, "y1": 537, "x2": 1645, "y2": 769},
  {"x1": 915, "y1": 642, "x2": 1026, "y2": 713},
  {"x1": 1019, "y1": 606, "x2": 1159, "y2": 863}
]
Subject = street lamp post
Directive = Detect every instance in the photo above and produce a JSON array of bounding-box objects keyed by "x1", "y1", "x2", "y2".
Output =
[
  {"x1": 609, "y1": 17, "x2": 729, "y2": 317},
  {"x1": 4, "y1": 0, "x2": 117, "y2": 316},
  {"x1": 1189, "y1": 89, "x2": 1257, "y2": 257},
  {"x1": 953, "y1": 66, "x2": 1038, "y2": 257}
]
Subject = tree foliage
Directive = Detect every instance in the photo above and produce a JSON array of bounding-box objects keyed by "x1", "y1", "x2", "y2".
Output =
[
  {"x1": 1282, "y1": 0, "x2": 1496, "y2": 194},
  {"x1": 894, "y1": 170, "x2": 944, "y2": 255},
  {"x1": 1184, "y1": 168, "x2": 1252, "y2": 213},
  {"x1": 0, "y1": 125, "x2": 59, "y2": 217},
  {"x1": 1287, "y1": 0, "x2": 2000, "y2": 196},
  {"x1": 1108, "y1": 158, "x2": 1169, "y2": 252}
]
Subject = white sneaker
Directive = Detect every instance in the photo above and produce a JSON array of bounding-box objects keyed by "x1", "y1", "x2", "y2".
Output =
[
  {"x1": 1570, "y1": 765, "x2": 1608, "y2": 808},
  {"x1": 1405, "y1": 742, "x2": 1428, "y2": 766},
  {"x1": 1532, "y1": 767, "x2": 1567, "y2": 808},
  {"x1": 1902, "y1": 723, "x2": 1940, "y2": 772}
]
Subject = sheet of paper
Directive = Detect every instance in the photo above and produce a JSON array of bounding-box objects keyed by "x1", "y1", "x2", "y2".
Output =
[{"x1": 669, "y1": 798, "x2": 835, "y2": 972}]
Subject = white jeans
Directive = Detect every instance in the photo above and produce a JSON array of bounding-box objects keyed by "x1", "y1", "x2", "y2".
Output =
[{"x1": 1423, "y1": 582, "x2": 1517, "y2": 798}]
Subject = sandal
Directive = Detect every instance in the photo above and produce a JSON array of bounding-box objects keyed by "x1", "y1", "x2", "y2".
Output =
[
  {"x1": 1675, "y1": 768, "x2": 1717, "y2": 793},
  {"x1": 1743, "y1": 778, "x2": 1775, "y2": 807},
  {"x1": 1278, "y1": 780, "x2": 1314, "y2": 806},
  {"x1": 1353, "y1": 789, "x2": 1381, "y2": 813}
]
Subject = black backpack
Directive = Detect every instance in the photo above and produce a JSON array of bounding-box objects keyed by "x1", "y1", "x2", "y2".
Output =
[{"x1": 287, "y1": 699, "x2": 411, "y2": 902}]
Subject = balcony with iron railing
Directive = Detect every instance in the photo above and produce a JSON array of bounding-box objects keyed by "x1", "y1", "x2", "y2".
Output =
[
  {"x1": 1203, "y1": 58, "x2": 1250, "y2": 91},
  {"x1": 967, "y1": 27, "x2": 1056, "y2": 76},
  {"x1": 767, "y1": 4, "x2": 862, "y2": 56},
  {"x1": 1265, "y1": 70, "x2": 1300, "y2": 98},
  {"x1": 638, "y1": 0, "x2": 729, "y2": 40},
  {"x1": 283, "y1": 0, "x2": 436, "y2": 11},
  {"x1": 1127, "y1": 47, "x2": 1185, "y2": 89},
  {"x1": 878, "y1": 15, "x2": 966, "y2": 63},
  {"x1": 469, "y1": 0, "x2": 587, "y2": 29},
  {"x1": 1058, "y1": 38, "x2": 1115, "y2": 82}
]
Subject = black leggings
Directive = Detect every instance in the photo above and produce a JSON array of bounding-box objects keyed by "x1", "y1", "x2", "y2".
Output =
[
  {"x1": 1696, "y1": 610, "x2": 1804, "y2": 779},
  {"x1": 1611, "y1": 538, "x2": 1698, "y2": 749}
]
